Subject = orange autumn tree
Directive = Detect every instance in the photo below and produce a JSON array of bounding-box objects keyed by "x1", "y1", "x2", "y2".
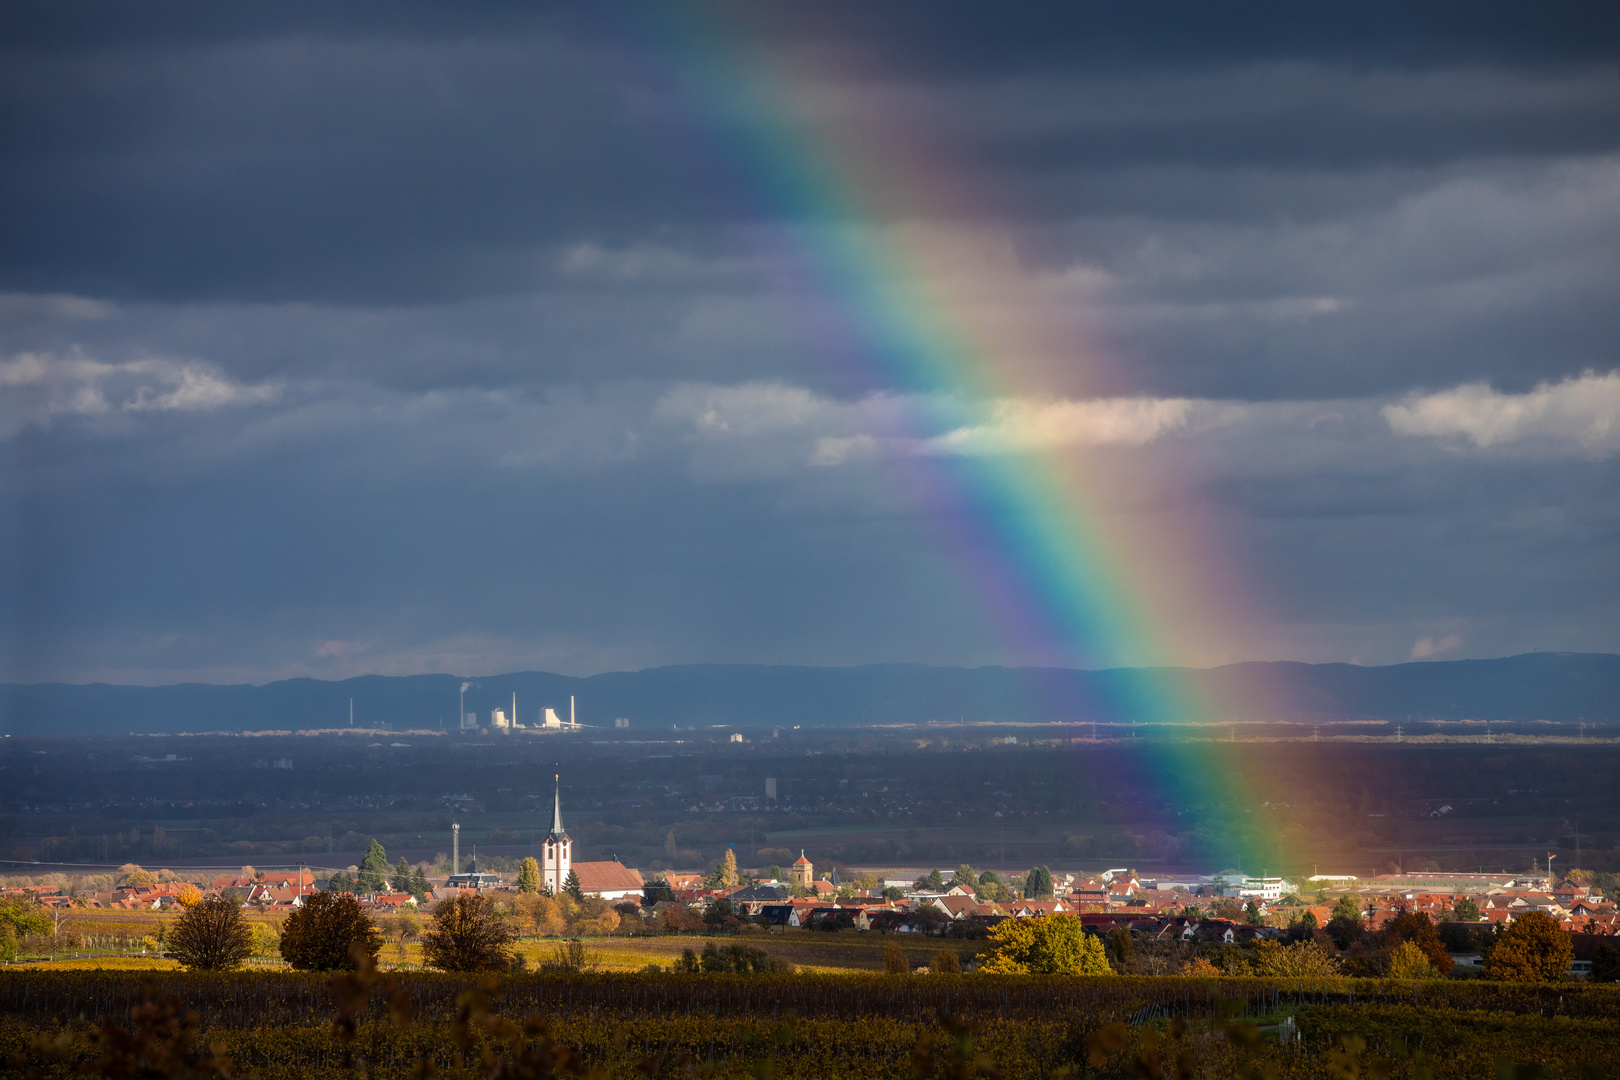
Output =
[
  {"x1": 1384, "y1": 910, "x2": 1452, "y2": 976},
  {"x1": 279, "y1": 892, "x2": 382, "y2": 971},
  {"x1": 1486, "y1": 911, "x2": 1573, "y2": 982}
]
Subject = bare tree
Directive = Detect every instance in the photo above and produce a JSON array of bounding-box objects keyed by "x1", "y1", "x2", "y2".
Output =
[
  {"x1": 422, "y1": 893, "x2": 515, "y2": 972},
  {"x1": 169, "y1": 895, "x2": 253, "y2": 971}
]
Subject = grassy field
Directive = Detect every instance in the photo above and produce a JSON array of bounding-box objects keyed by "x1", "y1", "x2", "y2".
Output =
[
  {"x1": 519, "y1": 929, "x2": 971, "y2": 973},
  {"x1": 4, "y1": 907, "x2": 286, "y2": 969},
  {"x1": 3, "y1": 955, "x2": 181, "y2": 971},
  {"x1": 13, "y1": 916, "x2": 956, "y2": 975}
]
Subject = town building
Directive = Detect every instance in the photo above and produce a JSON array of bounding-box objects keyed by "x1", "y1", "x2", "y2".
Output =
[
  {"x1": 540, "y1": 774, "x2": 573, "y2": 896},
  {"x1": 447, "y1": 856, "x2": 501, "y2": 890},
  {"x1": 569, "y1": 860, "x2": 645, "y2": 901},
  {"x1": 538, "y1": 774, "x2": 643, "y2": 900},
  {"x1": 789, "y1": 851, "x2": 814, "y2": 890}
]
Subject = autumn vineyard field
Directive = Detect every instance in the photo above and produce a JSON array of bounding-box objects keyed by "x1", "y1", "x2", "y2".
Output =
[{"x1": 2, "y1": 971, "x2": 1618, "y2": 1078}]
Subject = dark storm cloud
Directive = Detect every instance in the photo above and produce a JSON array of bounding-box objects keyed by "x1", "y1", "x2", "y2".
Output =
[
  {"x1": 1, "y1": 0, "x2": 1615, "y2": 683},
  {"x1": 2, "y1": 1, "x2": 1615, "y2": 305}
]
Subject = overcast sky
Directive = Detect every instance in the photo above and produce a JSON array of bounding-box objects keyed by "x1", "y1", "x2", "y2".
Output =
[{"x1": 2, "y1": 1, "x2": 1616, "y2": 685}]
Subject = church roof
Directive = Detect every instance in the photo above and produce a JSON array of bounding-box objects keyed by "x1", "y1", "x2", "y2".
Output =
[
  {"x1": 572, "y1": 861, "x2": 644, "y2": 894},
  {"x1": 793, "y1": 852, "x2": 812, "y2": 865}
]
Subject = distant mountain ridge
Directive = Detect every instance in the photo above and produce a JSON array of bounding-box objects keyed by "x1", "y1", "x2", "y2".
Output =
[{"x1": 2, "y1": 653, "x2": 1614, "y2": 735}]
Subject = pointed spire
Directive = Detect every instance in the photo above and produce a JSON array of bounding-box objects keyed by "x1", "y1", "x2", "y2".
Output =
[{"x1": 548, "y1": 772, "x2": 568, "y2": 840}]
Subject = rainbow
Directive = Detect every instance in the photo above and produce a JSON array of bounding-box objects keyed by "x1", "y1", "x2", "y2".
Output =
[{"x1": 656, "y1": 13, "x2": 1293, "y2": 874}]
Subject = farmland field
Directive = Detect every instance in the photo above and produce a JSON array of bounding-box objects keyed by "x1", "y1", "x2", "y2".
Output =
[
  {"x1": 2, "y1": 969, "x2": 1616, "y2": 1078},
  {"x1": 10, "y1": 912, "x2": 965, "y2": 974}
]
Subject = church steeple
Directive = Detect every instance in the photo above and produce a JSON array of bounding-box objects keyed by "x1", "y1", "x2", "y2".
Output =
[
  {"x1": 547, "y1": 773, "x2": 568, "y2": 840},
  {"x1": 540, "y1": 771, "x2": 571, "y2": 896}
]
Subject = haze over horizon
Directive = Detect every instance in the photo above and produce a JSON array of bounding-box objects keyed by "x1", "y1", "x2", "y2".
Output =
[{"x1": 2, "y1": 2, "x2": 1616, "y2": 687}]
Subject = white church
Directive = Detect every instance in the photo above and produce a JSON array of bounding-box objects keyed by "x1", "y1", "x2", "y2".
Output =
[{"x1": 540, "y1": 775, "x2": 645, "y2": 902}]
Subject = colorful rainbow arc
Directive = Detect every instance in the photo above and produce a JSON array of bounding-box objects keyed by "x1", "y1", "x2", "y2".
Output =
[{"x1": 656, "y1": 14, "x2": 1289, "y2": 873}]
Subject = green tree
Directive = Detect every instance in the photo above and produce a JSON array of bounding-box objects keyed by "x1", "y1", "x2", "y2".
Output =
[
  {"x1": 1107, "y1": 926, "x2": 1135, "y2": 970},
  {"x1": 1485, "y1": 910, "x2": 1573, "y2": 982},
  {"x1": 421, "y1": 892, "x2": 516, "y2": 972},
  {"x1": 517, "y1": 857, "x2": 542, "y2": 894},
  {"x1": 1330, "y1": 895, "x2": 1363, "y2": 923},
  {"x1": 979, "y1": 913, "x2": 1110, "y2": 975},
  {"x1": 1452, "y1": 896, "x2": 1482, "y2": 921},
  {"x1": 393, "y1": 857, "x2": 413, "y2": 894},
  {"x1": 920, "y1": 868, "x2": 945, "y2": 892},
  {"x1": 1023, "y1": 865, "x2": 1055, "y2": 899},
  {"x1": 978, "y1": 869, "x2": 1003, "y2": 897},
  {"x1": 1244, "y1": 900, "x2": 1263, "y2": 925},
  {"x1": 1590, "y1": 942, "x2": 1620, "y2": 983},
  {"x1": 326, "y1": 871, "x2": 356, "y2": 894},
  {"x1": 883, "y1": 886, "x2": 906, "y2": 902},
  {"x1": 1296, "y1": 910, "x2": 1319, "y2": 930},
  {"x1": 410, "y1": 865, "x2": 431, "y2": 900},
  {"x1": 168, "y1": 895, "x2": 252, "y2": 972},
  {"x1": 563, "y1": 868, "x2": 584, "y2": 903},
  {"x1": 951, "y1": 865, "x2": 978, "y2": 893},
  {"x1": 0, "y1": 898, "x2": 52, "y2": 940},
  {"x1": 278, "y1": 891, "x2": 382, "y2": 971},
  {"x1": 356, "y1": 840, "x2": 389, "y2": 893}
]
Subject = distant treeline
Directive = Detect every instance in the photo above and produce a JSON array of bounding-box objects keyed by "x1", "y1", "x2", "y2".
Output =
[{"x1": 2, "y1": 652, "x2": 1615, "y2": 735}]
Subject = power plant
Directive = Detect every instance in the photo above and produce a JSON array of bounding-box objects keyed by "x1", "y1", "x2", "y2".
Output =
[{"x1": 456, "y1": 689, "x2": 589, "y2": 733}]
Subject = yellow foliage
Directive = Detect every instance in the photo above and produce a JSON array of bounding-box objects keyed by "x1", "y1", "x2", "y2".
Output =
[
  {"x1": 1250, "y1": 938, "x2": 1342, "y2": 978},
  {"x1": 1485, "y1": 910, "x2": 1574, "y2": 982},
  {"x1": 514, "y1": 893, "x2": 568, "y2": 937},
  {"x1": 1385, "y1": 940, "x2": 1441, "y2": 980},
  {"x1": 978, "y1": 914, "x2": 1111, "y2": 975}
]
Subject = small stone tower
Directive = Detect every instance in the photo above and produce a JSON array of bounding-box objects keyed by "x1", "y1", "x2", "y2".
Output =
[{"x1": 789, "y1": 850, "x2": 813, "y2": 889}]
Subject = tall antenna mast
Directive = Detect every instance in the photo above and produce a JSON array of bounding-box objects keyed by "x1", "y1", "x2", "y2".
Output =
[{"x1": 452, "y1": 822, "x2": 460, "y2": 876}]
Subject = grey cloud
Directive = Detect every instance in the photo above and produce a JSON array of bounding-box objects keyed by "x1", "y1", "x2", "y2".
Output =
[
  {"x1": 3, "y1": 372, "x2": 1615, "y2": 681},
  {"x1": 5, "y1": 148, "x2": 1609, "y2": 408},
  {"x1": 1, "y1": 1, "x2": 1613, "y2": 684},
  {"x1": 3, "y1": 7, "x2": 1616, "y2": 306}
]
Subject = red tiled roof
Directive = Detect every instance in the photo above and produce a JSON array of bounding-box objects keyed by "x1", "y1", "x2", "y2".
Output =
[{"x1": 571, "y1": 861, "x2": 644, "y2": 894}]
